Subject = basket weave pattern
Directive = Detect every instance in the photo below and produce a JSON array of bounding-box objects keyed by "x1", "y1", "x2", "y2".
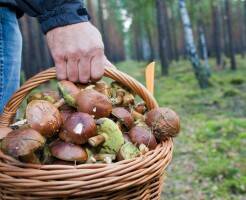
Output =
[{"x1": 0, "y1": 68, "x2": 173, "y2": 199}]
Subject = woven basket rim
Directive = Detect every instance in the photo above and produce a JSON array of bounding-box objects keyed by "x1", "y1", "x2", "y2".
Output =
[{"x1": 0, "y1": 67, "x2": 173, "y2": 198}]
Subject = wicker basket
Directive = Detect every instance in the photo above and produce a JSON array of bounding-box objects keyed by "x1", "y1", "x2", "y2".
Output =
[{"x1": 0, "y1": 67, "x2": 173, "y2": 200}]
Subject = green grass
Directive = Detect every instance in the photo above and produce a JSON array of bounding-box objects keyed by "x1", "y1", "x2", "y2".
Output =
[{"x1": 117, "y1": 57, "x2": 246, "y2": 200}]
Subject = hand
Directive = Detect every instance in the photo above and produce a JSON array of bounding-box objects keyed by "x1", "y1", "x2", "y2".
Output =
[{"x1": 46, "y1": 22, "x2": 113, "y2": 83}]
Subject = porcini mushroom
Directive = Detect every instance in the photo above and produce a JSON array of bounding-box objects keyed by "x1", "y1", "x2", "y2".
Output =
[
  {"x1": 50, "y1": 140, "x2": 88, "y2": 163},
  {"x1": 76, "y1": 89, "x2": 112, "y2": 118},
  {"x1": 94, "y1": 81, "x2": 111, "y2": 97},
  {"x1": 27, "y1": 90, "x2": 60, "y2": 104},
  {"x1": 111, "y1": 107, "x2": 134, "y2": 129},
  {"x1": 128, "y1": 126, "x2": 157, "y2": 150},
  {"x1": 134, "y1": 102, "x2": 147, "y2": 114},
  {"x1": 110, "y1": 82, "x2": 135, "y2": 106},
  {"x1": 117, "y1": 142, "x2": 140, "y2": 161},
  {"x1": 26, "y1": 100, "x2": 62, "y2": 137},
  {"x1": 88, "y1": 118, "x2": 124, "y2": 156},
  {"x1": 145, "y1": 107, "x2": 180, "y2": 141},
  {"x1": 1, "y1": 128, "x2": 45, "y2": 163},
  {"x1": 58, "y1": 80, "x2": 80, "y2": 107},
  {"x1": 60, "y1": 112, "x2": 97, "y2": 144}
]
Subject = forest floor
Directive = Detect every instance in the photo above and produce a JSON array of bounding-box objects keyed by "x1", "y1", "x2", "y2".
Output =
[{"x1": 117, "y1": 57, "x2": 246, "y2": 200}]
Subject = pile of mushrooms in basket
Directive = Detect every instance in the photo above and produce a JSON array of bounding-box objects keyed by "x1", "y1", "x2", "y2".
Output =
[{"x1": 0, "y1": 80, "x2": 180, "y2": 164}]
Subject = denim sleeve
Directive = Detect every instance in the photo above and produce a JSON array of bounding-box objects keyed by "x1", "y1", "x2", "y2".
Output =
[{"x1": 15, "y1": 0, "x2": 90, "y2": 34}]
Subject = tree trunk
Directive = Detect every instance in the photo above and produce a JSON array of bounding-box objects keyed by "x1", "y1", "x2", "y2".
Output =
[
  {"x1": 98, "y1": 0, "x2": 110, "y2": 58},
  {"x1": 146, "y1": 24, "x2": 155, "y2": 61},
  {"x1": 244, "y1": 0, "x2": 246, "y2": 56},
  {"x1": 179, "y1": 0, "x2": 210, "y2": 89},
  {"x1": 155, "y1": 0, "x2": 169, "y2": 76},
  {"x1": 212, "y1": 2, "x2": 222, "y2": 68},
  {"x1": 170, "y1": 7, "x2": 179, "y2": 61},
  {"x1": 87, "y1": 0, "x2": 97, "y2": 26},
  {"x1": 163, "y1": 2, "x2": 173, "y2": 61},
  {"x1": 225, "y1": 0, "x2": 236, "y2": 70},
  {"x1": 237, "y1": 2, "x2": 244, "y2": 58},
  {"x1": 198, "y1": 23, "x2": 210, "y2": 75}
]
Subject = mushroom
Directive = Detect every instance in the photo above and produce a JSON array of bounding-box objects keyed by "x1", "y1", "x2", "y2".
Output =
[
  {"x1": 60, "y1": 112, "x2": 97, "y2": 145},
  {"x1": 50, "y1": 140, "x2": 88, "y2": 163},
  {"x1": 145, "y1": 107, "x2": 180, "y2": 141},
  {"x1": 59, "y1": 105, "x2": 76, "y2": 124},
  {"x1": 27, "y1": 90, "x2": 60, "y2": 104},
  {"x1": 58, "y1": 80, "x2": 80, "y2": 107},
  {"x1": 128, "y1": 126, "x2": 157, "y2": 150},
  {"x1": 76, "y1": 89, "x2": 112, "y2": 118},
  {"x1": 26, "y1": 100, "x2": 62, "y2": 137},
  {"x1": 0, "y1": 127, "x2": 12, "y2": 140},
  {"x1": 1, "y1": 128, "x2": 45, "y2": 163},
  {"x1": 86, "y1": 147, "x2": 116, "y2": 164},
  {"x1": 131, "y1": 109, "x2": 145, "y2": 122},
  {"x1": 111, "y1": 107, "x2": 134, "y2": 129},
  {"x1": 94, "y1": 81, "x2": 111, "y2": 97},
  {"x1": 88, "y1": 118, "x2": 124, "y2": 158},
  {"x1": 117, "y1": 142, "x2": 140, "y2": 161},
  {"x1": 110, "y1": 82, "x2": 135, "y2": 106},
  {"x1": 134, "y1": 102, "x2": 147, "y2": 114}
]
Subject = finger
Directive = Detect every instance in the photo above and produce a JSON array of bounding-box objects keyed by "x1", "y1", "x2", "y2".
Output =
[
  {"x1": 55, "y1": 60, "x2": 67, "y2": 80},
  {"x1": 66, "y1": 58, "x2": 79, "y2": 82},
  {"x1": 78, "y1": 56, "x2": 91, "y2": 83},
  {"x1": 90, "y1": 54, "x2": 105, "y2": 82}
]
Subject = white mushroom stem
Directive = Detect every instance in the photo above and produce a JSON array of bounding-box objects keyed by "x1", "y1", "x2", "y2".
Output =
[
  {"x1": 94, "y1": 154, "x2": 116, "y2": 164},
  {"x1": 88, "y1": 135, "x2": 106, "y2": 147}
]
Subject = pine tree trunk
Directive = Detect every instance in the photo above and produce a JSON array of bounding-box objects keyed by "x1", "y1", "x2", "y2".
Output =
[
  {"x1": 237, "y1": 2, "x2": 244, "y2": 58},
  {"x1": 179, "y1": 0, "x2": 210, "y2": 89},
  {"x1": 243, "y1": 0, "x2": 246, "y2": 57},
  {"x1": 170, "y1": 7, "x2": 179, "y2": 61},
  {"x1": 212, "y1": 2, "x2": 222, "y2": 68},
  {"x1": 163, "y1": 2, "x2": 173, "y2": 61},
  {"x1": 225, "y1": 0, "x2": 236, "y2": 70},
  {"x1": 87, "y1": 0, "x2": 98, "y2": 26},
  {"x1": 155, "y1": 0, "x2": 169, "y2": 76},
  {"x1": 146, "y1": 24, "x2": 155, "y2": 61},
  {"x1": 198, "y1": 23, "x2": 210, "y2": 75},
  {"x1": 98, "y1": 0, "x2": 110, "y2": 58}
]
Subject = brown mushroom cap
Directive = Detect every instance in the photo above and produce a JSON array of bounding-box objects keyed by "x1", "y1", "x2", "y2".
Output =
[
  {"x1": 26, "y1": 100, "x2": 62, "y2": 137},
  {"x1": 134, "y1": 102, "x2": 147, "y2": 114},
  {"x1": 145, "y1": 107, "x2": 180, "y2": 140},
  {"x1": 112, "y1": 107, "x2": 134, "y2": 129},
  {"x1": 76, "y1": 89, "x2": 112, "y2": 118},
  {"x1": 1, "y1": 128, "x2": 45, "y2": 158},
  {"x1": 59, "y1": 80, "x2": 80, "y2": 99},
  {"x1": 0, "y1": 127, "x2": 12, "y2": 140},
  {"x1": 94, "y1": 81, "x2": 111, "y2": 97},
  {"x1": 128, "y1": 126, "x2": 157, "y2": 150},
  {"x1": 60, "y1": 112, "x2": 97, "y2": 144},
  {"x1": 50, "y1": 140, "x2": 88, "y2": 162},
  {"x1": 59, "y1": 106, "x2": 76, "y2": 124}
]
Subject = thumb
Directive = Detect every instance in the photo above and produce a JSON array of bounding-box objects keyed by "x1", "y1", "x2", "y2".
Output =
[{"x1": 104, "y1": 58, "x2": 117, "y2": 70}]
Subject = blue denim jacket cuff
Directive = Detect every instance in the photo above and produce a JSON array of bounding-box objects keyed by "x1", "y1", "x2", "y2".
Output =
[{"x1": 38, "y1": 2, "x2": 90, "y2": 34}]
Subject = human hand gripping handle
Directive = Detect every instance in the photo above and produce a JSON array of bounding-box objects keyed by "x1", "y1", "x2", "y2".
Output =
[{"x1": 46, "y1": 22, "x2": 114, "y2": 83}]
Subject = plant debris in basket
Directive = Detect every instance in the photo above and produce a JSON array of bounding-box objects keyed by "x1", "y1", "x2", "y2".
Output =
[{"x1": 0, "y1": 80, "x2": 180, "y2": 164}]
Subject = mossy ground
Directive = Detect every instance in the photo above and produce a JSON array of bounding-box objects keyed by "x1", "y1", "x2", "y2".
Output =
[{"x1": 117, "y1": 57, "x2": 246, "y2": 200}]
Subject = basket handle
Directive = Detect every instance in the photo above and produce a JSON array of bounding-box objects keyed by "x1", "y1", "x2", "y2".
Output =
[{"x1": 0, "y1": 67, "x2": 158, "y2": 127}]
